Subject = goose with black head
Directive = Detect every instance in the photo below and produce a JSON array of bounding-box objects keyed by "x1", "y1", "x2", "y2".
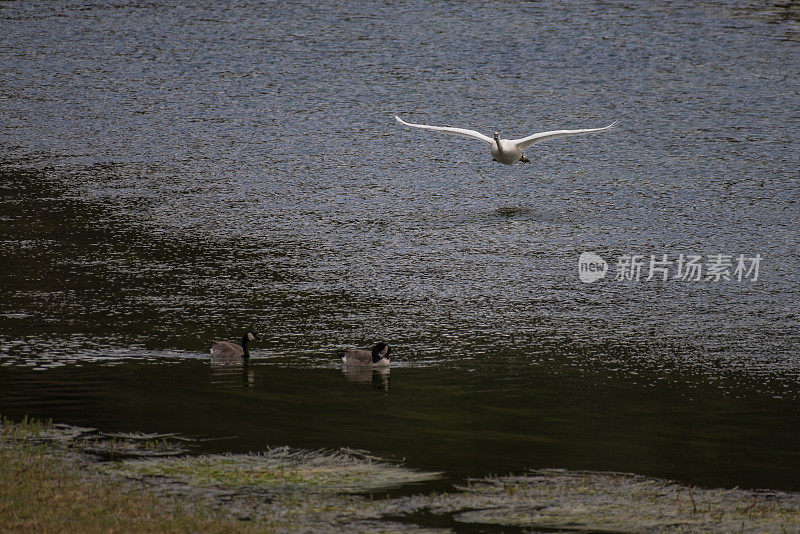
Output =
[
  {"x1": 209, "y1": 330, "x2": 261, "y2": 362},
  {"x1": 339, "y1": 343, "x2": 391, "y2": 367}
]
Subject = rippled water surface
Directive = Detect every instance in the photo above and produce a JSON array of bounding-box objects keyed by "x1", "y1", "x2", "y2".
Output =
[{"x1": 1, "y1": 0, "x2": 799, "y2": 492}]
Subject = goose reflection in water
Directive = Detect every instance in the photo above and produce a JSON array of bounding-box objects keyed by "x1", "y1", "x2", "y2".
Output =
[
  {"x1": 210, "y1": 359, "x2": 255, "y2": 388},
  {"x1": 343, "y1": 366, "x2": 390, "y2": 392}
]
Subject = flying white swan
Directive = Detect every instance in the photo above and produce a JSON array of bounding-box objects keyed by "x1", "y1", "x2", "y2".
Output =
[{"x1": 395, "y1": 115, "x2": 619, "y2": 165}]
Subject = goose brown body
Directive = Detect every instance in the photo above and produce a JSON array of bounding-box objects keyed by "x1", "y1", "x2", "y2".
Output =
[
  {"x1": 339, "y1": 343, "x2": 391, "y2": 367},
  {"x1": 209, "y1": 331, "x2": 260, "y2": 361},
  {"x1": 209, "y1": 341, "x2": 245, "y2": 359}
]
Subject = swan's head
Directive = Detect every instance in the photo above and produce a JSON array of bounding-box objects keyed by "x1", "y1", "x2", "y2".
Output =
[
  {"x1": 371, "y1": 343, "x2": 391, "y2": 362},
  {"x1": 493, "y1": 132, "x2": 500, "y2": 140}
]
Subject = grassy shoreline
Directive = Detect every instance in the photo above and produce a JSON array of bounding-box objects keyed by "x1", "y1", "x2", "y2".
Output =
[
  {"x1": 0, "y1": 416, "x2": 438, "y2": 533},
  {"x1": 3, "y1": 416, "x2": 800, "y2": 533},
  {"x1": 0, "y1": 417, "x2": 265, "y2": 533}
]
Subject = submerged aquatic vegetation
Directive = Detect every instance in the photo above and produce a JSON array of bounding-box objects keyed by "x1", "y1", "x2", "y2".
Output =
[
  {"x1": 108, "y1": 446, "x2": 441, "y2": 495},
  {"x1": 0, "y1": 416, "x2": 190, "y2": 458},
  {"x1": 400, "y1": 469, "x2": 800, "y2": 532}
]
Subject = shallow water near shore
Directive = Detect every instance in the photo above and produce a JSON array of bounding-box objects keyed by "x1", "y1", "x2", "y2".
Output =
[
  {"x1": 2, "y1": 356, "x2": 800, "y2": 494},
  {"x1": 1, "y1": 0, "x2": 799, "y2": 514}
]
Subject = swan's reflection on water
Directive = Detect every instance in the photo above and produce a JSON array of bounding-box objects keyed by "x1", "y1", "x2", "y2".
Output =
[
  {"x1": 210, "y1": 360, "x2": 254, "y2": 388},
  {"x1": 342, "y1": 366, "x2": 390, "y2": 392}
]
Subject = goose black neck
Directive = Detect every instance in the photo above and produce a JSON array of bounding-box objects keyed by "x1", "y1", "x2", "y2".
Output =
[
  {"x1": 495, "y1": 138, "x2": 502, "y2": 152},
  {"x1": 371, "y1": 343, "x2": 390, "y2": 363},
  {"x1": 241, "y1": 334, "x2": 250, "y2": 359}
]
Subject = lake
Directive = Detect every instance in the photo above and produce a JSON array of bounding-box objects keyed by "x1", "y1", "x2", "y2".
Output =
[{"x1": 1, "y1": 0, "x2": 799, "y2": 495}]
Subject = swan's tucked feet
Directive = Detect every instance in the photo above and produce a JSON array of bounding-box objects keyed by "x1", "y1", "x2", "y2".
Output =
[{"x1": 519, "y1": 155, "x2": 531, "y2": 163}]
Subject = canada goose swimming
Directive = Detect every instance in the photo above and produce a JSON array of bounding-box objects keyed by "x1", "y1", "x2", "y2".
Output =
[
  {"x1": 339, "y1": 343, "x2": 391, "y2": 367},
  {"x1": 209, "y1": 330, "x2": 261, "y2": 361},
  {"x1": 395, "y1": 115, "x2": 618, "y2": 165}
]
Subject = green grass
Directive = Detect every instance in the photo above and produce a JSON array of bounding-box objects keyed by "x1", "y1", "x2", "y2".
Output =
[
  {"x1": 401, "y1": 470, "x2": 800, "y2": 532},
  {"x1": 0, "y1": 426, "x2": 264, "y2": 532},
  {"x1": 6, "y1": 415, "x2": 800, "y2": 533},
  {"x1": 0, "y1": 416, "x2": 435, "y2": 532},
  {"x1": 110, "y1": 448, "x2": 440, "y2": 495}
]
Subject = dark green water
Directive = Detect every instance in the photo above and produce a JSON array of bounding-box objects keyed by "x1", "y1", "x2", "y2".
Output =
[
  {"x1": 1, "y1": 0, "x2": 799, "y2": 495},
  {"x1": 2, "y1": 357, "x2": 799, "y2": 493}
]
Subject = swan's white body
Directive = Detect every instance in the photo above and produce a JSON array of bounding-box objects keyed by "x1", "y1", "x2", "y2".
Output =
[{"x1": 395, "y1": 115, "x2": 618, "y2": 165}]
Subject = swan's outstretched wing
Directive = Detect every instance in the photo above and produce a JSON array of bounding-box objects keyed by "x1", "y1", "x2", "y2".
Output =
[
  {"x1": 512, "y1": 121, "x2": 619, "y2": 150},
  {"x1": 395, "y1": 115, "x2": 493, "y2": 144}
]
